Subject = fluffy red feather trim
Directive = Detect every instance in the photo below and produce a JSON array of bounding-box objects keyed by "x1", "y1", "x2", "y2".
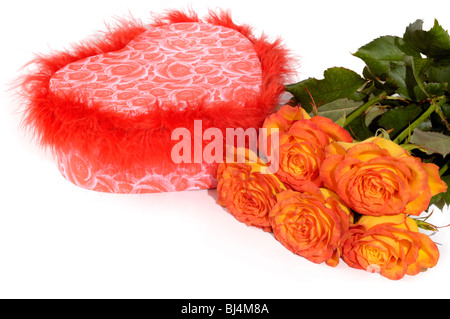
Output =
[{"x1": 18, "y1": 9, "x2": 295, "y2": 171}]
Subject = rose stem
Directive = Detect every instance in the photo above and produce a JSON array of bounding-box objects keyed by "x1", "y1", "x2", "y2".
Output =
[
  {"x1": 343, "y1": 92, "x2": 385, "y2": 128},
  {"x1": 393, "y1": 96, "x2": 448, "y2": 144},
  {"x1": 440, "y1": 162, "x2": 448, "y2": 176}
]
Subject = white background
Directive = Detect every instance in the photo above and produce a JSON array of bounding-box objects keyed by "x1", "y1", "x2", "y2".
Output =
[{"x1": 1, "y1": 0, "x2": 450, "y2": 299}]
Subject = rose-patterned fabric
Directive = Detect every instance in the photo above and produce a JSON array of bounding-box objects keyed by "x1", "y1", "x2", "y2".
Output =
[
  {"x1": 50, "y1": 22, "x2": 262, "y2": 116},
  {"x1": 49, "y1": 22, "x2": 263, "y2": 193},
  {"x1": 57, "y1": 150, "x2": 216, "y2": 193}
]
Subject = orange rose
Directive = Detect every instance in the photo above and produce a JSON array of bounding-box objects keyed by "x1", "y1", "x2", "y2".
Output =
[
  {"x1": 217, "y1": 152, "x2": 286, "y2": 232},
  {"x1": 275, "y1": 119, "x2": 352, "y2": 191},
  {"x1": 269, "y1": 186, "x2": 353, "y2": 266},
  {"x1": 262, "y1": 104, "x2": 311, "y2": 137},
  {"x1": 261, "y1": 105, "x2": 352, "y2": 191},
  {"x1": 309, "y1": 116, "x2": 354, "y2": 143},
  {"x1": 262, "y1": 104, "x2": 352, "y2": 142},
  {"x1": 276, "y1": 122, "x2": 327, "y2": 189},
  {"x1": 320, "y1": 137, "x2": 447, "y2": 216},
  {"x1": 340, "y1": 214, "x2": 440, "y2": 280}
]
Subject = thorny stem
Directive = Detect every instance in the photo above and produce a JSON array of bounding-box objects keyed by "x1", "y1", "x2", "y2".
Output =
[
  {"x1": 393, "y1": 96, "x2": 448, "y2": 144},
  {"x1": 344, "y1": 92, "x2": 385, "y2": 128},
  {"x1": 435, "y1": 106, "x2": 450, "y2": 131}
]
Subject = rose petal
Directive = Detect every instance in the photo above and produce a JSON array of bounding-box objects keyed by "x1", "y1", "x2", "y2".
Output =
[
  {"x1": 415, "y1": 232, "x2": 440, "y2": 269},
  {"x1": 422, "y1": 162, "x2": 448, "y2": 197},
  {"x1": 380, "y1": 260, "x2": 408, "y2": 280},
  {"x1": 277, "y1": 104, "x2": 311, "y2": 121},
  {"x1": 368, "y1": 137, "x2": 410, "y2": 158},
  {"x1": 320, "y1": 154, "x2": 345, "y2": 190},
  {"x1": 288, "y1": 120, "x2": 330, "y2": 148},
  {"x1": 324, "y1": 142, "x2": 348, "y2": 157},
  {"x1": 345, "y1": 142, "x2": 390, "y2": 162},
  {"x1": 357, "y1": 214, "x2": 407, "y2": 230},
  {"x1": 262, "y1": 113, "x2": 289, "y2": 133},
  {"x1": 404, "y1": 186, "x2": 431, "y2": 216},
  {"x1": 310, "y1": 116, "x2": 353, "y2": 143},
  {"x1": 400, "y1": 157, "x2": 429, "y2": 200}
]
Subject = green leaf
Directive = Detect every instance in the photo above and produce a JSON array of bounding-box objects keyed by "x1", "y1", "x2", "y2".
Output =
[
  {"x1": 354, "y1": 36, "x2": 421, "y2": 78},
  {"x1": 354, "y1": 36, "x2": 421, "y2": 100},
  {"x1": 415, "y1": 219, "x2": 439, "y2": 232},
  {"x1": 410, "y1": 129, "x2": 450, "y2": 156},
  {"x1": 403, "y1": 19, "x2": 450, "y2": 59},
  {"x1": 378, "y1": 104, "x2": 423, "y2": 137},
  {"x1": 426, "y1": 59, "x2": 450, "y2": 85},
  {"x1": 403, "y1": 55, "x2": 448, "y2": 99},
  {"x1": 365, "y1": 104, "x2": 386, "y2": 127},
  {"x1": 313, "y1": 98, "x2": 364, "y2": 122},
  {"x1": 421, "y1": 82, "x2": 448, "y2": 97},
  {"x1": 335, "y1": 113, "x2": 346, "y2": 127},
  {"x1": 388, "y1": 60, "x2": 419, "y2": 100},
  {"x1": 403, "y1": 55, "x2": 430, "y2": 100},
  {"x1": 285, "y1": 67, "x2": 367, "y2": 113}
]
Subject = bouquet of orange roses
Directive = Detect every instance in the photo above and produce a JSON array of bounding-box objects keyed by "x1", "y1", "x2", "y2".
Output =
[{"x1": 216, "y1": 19, "x2": 449, "y2": 280}]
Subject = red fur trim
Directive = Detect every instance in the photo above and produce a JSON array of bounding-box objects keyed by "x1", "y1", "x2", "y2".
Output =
[{"x1": 17, "y1": 10, "x2": 295, "y2": 170}]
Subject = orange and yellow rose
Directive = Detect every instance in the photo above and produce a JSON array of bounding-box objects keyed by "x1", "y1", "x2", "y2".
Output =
[
  {"x1": 217, "y1": 152, "x2": 286, "y2": 232},
  {"x1": 276, "y1": 121, "x2": 328, "y2": 189},
  {"x1": 262, "y1": 104, "x2": 353, "y2": 145},
  {"x1": 320, "y1": 137, "x2": 447, "y2": 216},
  {"x1": 269, "y1": 186, "x2": 353, "y2": 266},
  {"x1": 262, "y1": 105, "x2": 352, "y2": 191},
  {"x1": 215, "y1": 105, "x2": 447, "y2": 280},
  {"x1": 262, "y1": 104, "x2": 311, "y2": 134},
  {"x1": 340, "y1": 214, "x2": 440, "y2": 280}
]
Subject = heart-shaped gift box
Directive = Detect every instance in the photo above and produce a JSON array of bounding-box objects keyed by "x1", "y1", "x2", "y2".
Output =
[{"x1": 18, "y1": 9, "x2": 294, "y2": 193}]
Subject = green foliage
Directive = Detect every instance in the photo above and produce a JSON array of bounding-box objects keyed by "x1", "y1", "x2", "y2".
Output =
[
  {"x1": 410, "y1": 129, "x2": 450, "y2": 157},
  {"x1": 285, "y1": 19, "x2": 450, "y2": 207},
  {"x1": 314, "y1": 98, "x2": 363, "y2": 123},
  {"x1": 285, "y1": 67, "x2": 367, "y2": 113},
  {"x1": 378, "y1": 103, "x2": 423, "y2": 137},
  {"x1": 403, "y1": 20, "x2": 450, "y2": 59}
]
